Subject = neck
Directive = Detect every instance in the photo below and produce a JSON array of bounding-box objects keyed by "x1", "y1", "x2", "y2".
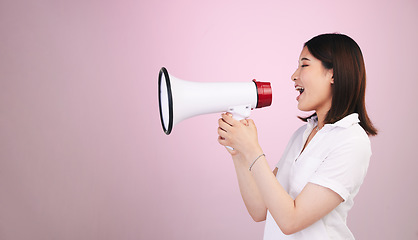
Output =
[{"x1": 315, "y1": 110, "x2": 327, "y2": 130}]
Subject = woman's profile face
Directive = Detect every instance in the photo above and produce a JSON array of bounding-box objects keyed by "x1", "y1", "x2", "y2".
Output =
[{"x1": 291, "y1": 46, "x2": 334, "y2": 116}]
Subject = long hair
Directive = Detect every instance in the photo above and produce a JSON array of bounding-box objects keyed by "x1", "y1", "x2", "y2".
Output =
[{"x1": 299, "y1": 33, "x2": 377, "y2": 136}]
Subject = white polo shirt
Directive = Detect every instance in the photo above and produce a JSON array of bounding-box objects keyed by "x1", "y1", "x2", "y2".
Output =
[{"x1": 263, "y1": 113, "x2": 371, "y2": 240}]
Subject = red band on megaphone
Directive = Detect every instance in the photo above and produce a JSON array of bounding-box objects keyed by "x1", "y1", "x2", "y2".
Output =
[{"x1": 253, "y1": 80, "x2": 272, "y2": 108}]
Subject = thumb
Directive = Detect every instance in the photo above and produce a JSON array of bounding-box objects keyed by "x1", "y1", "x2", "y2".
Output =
[
  {"x1": 239, "y1": 119, "x2": 249, "y2": 126},
  {"x1": 247, "y1": 119, "x2": 258, "y2": 131},
  {"x1": 246, "y1": 119, "x2": 255, "y2": 126}
]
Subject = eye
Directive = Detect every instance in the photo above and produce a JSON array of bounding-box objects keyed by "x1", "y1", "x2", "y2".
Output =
[{"x1": 301, "y1": 65, "x2": 308, "y2": 67}]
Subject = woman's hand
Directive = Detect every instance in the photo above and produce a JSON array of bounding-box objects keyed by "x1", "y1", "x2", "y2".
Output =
[{"x1": 217, "y1": 113, "x2": 263, "y2": 163}]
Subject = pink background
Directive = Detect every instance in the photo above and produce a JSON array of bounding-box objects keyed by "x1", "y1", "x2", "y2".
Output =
[{"x1": 1, "y1": 0, "x2": 417, "y2": 239}]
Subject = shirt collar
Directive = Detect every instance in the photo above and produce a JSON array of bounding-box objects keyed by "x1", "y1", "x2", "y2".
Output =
[
  {"x1": 307, "y1": 113, "x2": 360, "y2": 130},
  {"x1": 332, "y1": 113, "x2": 360, "y2": 128},
  {"x1": 307, "y1": 115, "x2": 318, "y2": 130}
]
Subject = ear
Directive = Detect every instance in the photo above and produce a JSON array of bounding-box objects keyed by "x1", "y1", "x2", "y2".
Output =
[{"x1": 328, "y1": 69, "x2": 334, "y2": 84}]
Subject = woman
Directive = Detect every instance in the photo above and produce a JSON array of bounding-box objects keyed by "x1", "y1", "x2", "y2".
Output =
[{"x1": 217, "y1": 33, "x2": 377, "y2": 239}]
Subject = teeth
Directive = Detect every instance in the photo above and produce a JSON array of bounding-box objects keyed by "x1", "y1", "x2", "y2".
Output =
[{"x1": 295, "y1": 86, "x2": 305, "y2": 93}]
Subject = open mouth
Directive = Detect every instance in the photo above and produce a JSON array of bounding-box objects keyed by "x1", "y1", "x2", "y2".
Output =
[{"x1": 295, "y1": 86, "x2": 305, "y2": 94}]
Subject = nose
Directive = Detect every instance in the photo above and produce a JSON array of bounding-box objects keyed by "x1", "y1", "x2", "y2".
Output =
[{"x1": 291, "y1": 68, "x2": 299, "y2": 82}]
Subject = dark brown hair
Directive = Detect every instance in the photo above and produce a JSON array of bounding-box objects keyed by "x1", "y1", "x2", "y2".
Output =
[{"x1": 299, "y1": 33, "x2": 377, "y2": 136}]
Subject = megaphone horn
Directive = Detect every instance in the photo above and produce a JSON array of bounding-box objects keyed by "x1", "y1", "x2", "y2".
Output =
[{"x1": 158, "y1": 67, "x2": 272, "y2": 135}]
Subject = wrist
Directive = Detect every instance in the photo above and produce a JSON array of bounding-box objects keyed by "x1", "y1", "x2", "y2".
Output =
[
  {"x1": 232, "y1": 154, "x2": 249, "y2": 170},
  {"x1": 249, "y1": 153, "x2": 265, "y2": 171},
  {"x1": 243, "y1": 145, "x2": 264, "y2": 165}
]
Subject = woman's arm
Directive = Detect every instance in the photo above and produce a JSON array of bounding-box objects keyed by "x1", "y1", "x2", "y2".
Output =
[
  {"x1": 218, "y1": 115, "x2": 269, "y2": 221},
  {"x1": 232, "y1": 154, "x2": 267, "y2": 222},
  {"x1": 230, "y1": 155, "x2": 279, "y2": 222},
  {"x1": 232, "y1": 146, "x2": 278, "y2": 222},
  {"x1": 218, "y1": 114, "x2": 343, "y2": 235},
  {"x1": 249, "y1": 155, "x2": 343, "y2": 235}
]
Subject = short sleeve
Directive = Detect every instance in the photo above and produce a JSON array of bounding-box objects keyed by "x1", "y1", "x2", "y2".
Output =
[{"x1": 308, "y1": 135, "x2": 372, "y2": 201}]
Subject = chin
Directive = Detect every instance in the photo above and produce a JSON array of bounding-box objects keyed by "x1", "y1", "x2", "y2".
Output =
[
  {"x1": 297, "y1": 105, "x2": 315, "y2": 113},
  {"x1": 297, "y1": 103, "x2": 310, "y2": 111}
]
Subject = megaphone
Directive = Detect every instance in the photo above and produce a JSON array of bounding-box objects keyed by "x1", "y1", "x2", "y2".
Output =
[{"x1": 158, "y1": 67, "x2": 272, "y2": 135}]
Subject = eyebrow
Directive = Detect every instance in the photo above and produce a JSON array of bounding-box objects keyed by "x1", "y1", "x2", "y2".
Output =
[{"x1": 301, "y1": 57, "x2": 311, "y2": 61}]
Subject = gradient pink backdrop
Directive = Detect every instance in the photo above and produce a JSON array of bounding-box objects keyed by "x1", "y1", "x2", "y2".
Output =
[{"x1": 1, "y1": 0, "x2": 417, "y2": 239}]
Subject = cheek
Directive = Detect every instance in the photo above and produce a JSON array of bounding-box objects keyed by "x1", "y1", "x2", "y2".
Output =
[
  {"x1": 316, "y1": 84, "x2": 333, "y2": 103},
  {"x1": 321, "y1": 79, "x2": 333, "y2": 94},
  {"x1": 305, "y1": 78, "x2": 332, "y2": 100}
]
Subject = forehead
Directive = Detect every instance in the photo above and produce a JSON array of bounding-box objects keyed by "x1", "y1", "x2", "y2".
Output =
[
  {"x1": 298, "y1": 46, "x2": 320, "y2": 63},
  {"x1": 299, "y1": 46, "x2": 313, "y2": 60}
]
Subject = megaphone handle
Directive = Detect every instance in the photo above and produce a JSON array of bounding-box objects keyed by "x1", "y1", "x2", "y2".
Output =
[
  {"x1": 229, "y1": 105, "x2": 252, "y2": 120},
  {"x1": 226, "y1": 105, "x2": 252, "y2": 150}
]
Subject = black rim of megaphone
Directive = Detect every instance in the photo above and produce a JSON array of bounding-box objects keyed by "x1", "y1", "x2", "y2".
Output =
[{"x1": 158, "y1": 67, "x2": 174, "y2": 135}]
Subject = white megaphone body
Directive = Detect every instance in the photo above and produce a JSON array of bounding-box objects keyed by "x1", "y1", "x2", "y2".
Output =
[{"x1": 158, "y1": 67, "x2": 272, "y2": 135}]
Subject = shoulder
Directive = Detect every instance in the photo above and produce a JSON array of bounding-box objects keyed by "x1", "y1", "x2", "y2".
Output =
[
  {"x1": 326, "y1": 113, "x2": 371, "y2": 149},
  {"x1": 311, "y1": 123, "x2": 372, "y2": 198},
  {"x1": 324, "y1": 123, "x2": 372, "y2": 170},
  {"x1": 330, "y1": 124, "x2": 370, "y2": 150}
]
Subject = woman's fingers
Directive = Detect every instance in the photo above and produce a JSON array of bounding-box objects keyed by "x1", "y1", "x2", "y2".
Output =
[
  {"x1": 218, "y1": 117, "x2": 231, "y2": 133},
  {"x1": 218, "y1": 113, "x2": 254, "y2": 153},
  {"x1": 221, "y1": 112, "x2": 237, "y2": 126},
  {"x1": 218, "y1": 114, "x2": 234, "y2": 146},
  {"x1": 217, "y1": 126, "x2": 227, "y2": 139},
  {"x1": 217, "y1": 134, "x2": 237, "y2": 155}
]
